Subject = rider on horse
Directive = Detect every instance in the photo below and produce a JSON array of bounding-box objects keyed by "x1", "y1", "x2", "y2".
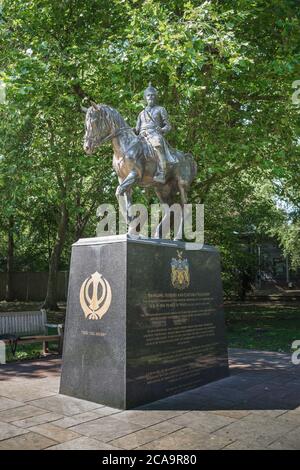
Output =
[{"x1": 135, "y1": 83, "x2": 176, "y2": 184}]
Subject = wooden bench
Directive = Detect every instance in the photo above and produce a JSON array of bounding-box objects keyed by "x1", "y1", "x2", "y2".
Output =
[{"x1": 0, "y1": 310, "x2": 64, "y2": 355}]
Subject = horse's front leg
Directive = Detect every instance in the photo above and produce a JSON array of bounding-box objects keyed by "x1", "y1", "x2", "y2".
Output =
[
  {"x1": 116, "y1": 186, "x2": 139, "y2": 236},
  {"x1": 116, "y1": 169, "x2": 138, "y2": 196}
]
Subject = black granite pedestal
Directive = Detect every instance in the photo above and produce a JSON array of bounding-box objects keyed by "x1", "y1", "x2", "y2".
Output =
[{"x1": 60, "y1": 235, "x2": 229, "y2": 409}]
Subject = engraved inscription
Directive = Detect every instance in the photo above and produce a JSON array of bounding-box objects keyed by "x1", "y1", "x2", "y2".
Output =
[{"x1": 128, "y1": 289, "x2": 226, "y2": 391}]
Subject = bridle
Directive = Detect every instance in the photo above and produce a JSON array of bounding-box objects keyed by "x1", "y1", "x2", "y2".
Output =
[{"x1": 86, "y1": 125, "x2": 133, "y2": 147}]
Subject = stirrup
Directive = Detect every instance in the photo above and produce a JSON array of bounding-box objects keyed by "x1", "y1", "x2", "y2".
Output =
[{"x1": 153, "y1": 172, "x2": 166, "y2": 183}]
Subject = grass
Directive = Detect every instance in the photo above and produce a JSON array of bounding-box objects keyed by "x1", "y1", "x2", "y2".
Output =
[
  {"x1": 5, "y1": 325, "x2": 61, "y2": 362},
  {"x1": 5, "y1": 341, "x2": 59, "y2": 362},
  {"x1": 225, "y1": 303, "x2": 300, "y2": 353}
]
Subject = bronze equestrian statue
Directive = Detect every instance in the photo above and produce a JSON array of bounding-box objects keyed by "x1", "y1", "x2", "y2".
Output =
[{"x1": 83, "y1": 84, "x2": 197, "y2": 238}]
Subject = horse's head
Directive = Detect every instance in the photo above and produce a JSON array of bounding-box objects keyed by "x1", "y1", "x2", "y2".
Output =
[{"x1": 83, "y1": 103, "x2": 111, "y2": 155}]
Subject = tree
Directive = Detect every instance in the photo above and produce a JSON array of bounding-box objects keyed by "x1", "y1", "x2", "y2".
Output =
[{"x1": 0, "y1": 0, "x2": 299, "y2": 303}]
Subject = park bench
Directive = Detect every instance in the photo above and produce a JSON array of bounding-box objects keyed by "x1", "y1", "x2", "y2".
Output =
[{"x1": 0, "y1": 310, "x2": 64, "y2": 355}]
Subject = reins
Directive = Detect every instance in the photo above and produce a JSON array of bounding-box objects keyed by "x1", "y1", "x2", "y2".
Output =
[{"x1": 91, "y1": 126, "x2": 133, "y2": 146}]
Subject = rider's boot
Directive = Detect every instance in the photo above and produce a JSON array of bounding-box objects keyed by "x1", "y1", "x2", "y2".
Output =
[{"x1": 153, "y1": 151, "x2": 167, "y2": 184}]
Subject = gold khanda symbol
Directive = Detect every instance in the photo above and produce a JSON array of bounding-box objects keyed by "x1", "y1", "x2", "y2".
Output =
[{"x1": 79, "y1": 271, "x2": 112, "y2": 320}]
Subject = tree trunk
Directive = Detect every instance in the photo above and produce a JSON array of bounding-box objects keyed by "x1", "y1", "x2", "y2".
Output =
[
  {"x1": 5, "y1": 215, "x2": 14, "y2": 301},
  {"x1": 75, "y1": 189, "x2": 83, "y2": 241},
  {"x1": 43, "y1": 203, "x2": 68, "y2": 310}
]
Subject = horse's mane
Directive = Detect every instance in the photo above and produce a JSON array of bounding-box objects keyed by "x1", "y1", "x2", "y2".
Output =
[{"x1": 96, "y1": 104, "x2": 129, "y2": 130}]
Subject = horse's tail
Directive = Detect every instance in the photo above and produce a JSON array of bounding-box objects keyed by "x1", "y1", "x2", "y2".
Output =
[{"x1": 185, "y1": 153, "x2": 197, "y2": 183}]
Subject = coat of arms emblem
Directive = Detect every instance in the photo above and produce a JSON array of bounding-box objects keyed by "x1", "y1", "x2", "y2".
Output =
[
  {"x1": 171, "y1": 250, "x2": 190, "y2": 290},
  {"x1": 79, "y1": 271, "x2": 112, "y2": 320}
]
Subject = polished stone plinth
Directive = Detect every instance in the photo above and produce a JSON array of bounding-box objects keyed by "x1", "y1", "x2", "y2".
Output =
[{"x1": 60, "y1": 235, "x2": 229, "y2": 409}]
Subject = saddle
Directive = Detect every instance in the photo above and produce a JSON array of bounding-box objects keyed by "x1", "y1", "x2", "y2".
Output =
[{"x1": 138, "y1": 135, "x2": 179, "y2": 166}]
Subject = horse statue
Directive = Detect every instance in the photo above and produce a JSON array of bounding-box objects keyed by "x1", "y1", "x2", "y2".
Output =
[{"x1": 83, "y1": 102, "x2": 197, "y2": 239}]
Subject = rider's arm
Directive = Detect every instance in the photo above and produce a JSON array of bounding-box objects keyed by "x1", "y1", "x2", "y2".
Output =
[
  {"x1": 135, "y1": 113, "x2": 142, "y2": 135},
  {"x1": 160, "y1": 107, "x2": 171, "y2": 134}
]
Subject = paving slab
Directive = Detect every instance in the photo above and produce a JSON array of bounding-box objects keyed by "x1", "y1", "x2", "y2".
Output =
[
  {"x1": 275, "y1": 410, "x2": 300, "y2": 426},
  {"x1": 213, "y1": 414, "x2": 299, "y2": 446},
  {"x1": 0, "y1": 431, "x2": 57, "y2": 450},
  {"x1": 0, "y1": 405, "x2": 47, "y2": 423},
  {"x1": 70, "y1": 416, "x2": 144, "y2": 442},
  {"x1": 47, "y1": 436, "x2": 121, "y2": 450},
  {"x1": 51, "y1": 411, "x2": 106, "y2": 429},
  {"x1": 13, "y1": 412, "x2": 63, "y2": 428},
  {"x1": 137, "y1": 427, "x2": 234, "y2": 450},
  {"x1": 223, "y1": 439, "x2": 268, "y2": 450},
  {"x1": 0, "y1": 397, "x2": 24, "y2": 412},
  {"x1": 168, "y1": 411, "x2": 236, "y2": 433},
  {"x1": 0, "y1": 421, "x2": 29, "y2": 440},
  {"x1": 211, "y1": 410, "x2": 251, "y2": 419},
  {"x1": 0, "y1": 357, "x2": 61, "y2": 382},
  {"x1": 114, "y1": 410, "x2": 187, "y2": 427},
  {"x1": 110, "y1": 428, "x2": 166, "y2": 449},
  {"x1": 28, "y1": 423, "x2": 82, "y2": 443},
  {"x1": 28, "y1": 395, "x2": 104, "y2": 416},
  {"x1": 268, "y1": 428, "x2": 300, "y2": 450},
  {"x1": 0, "y1": 380, "x2": 59, "y2": 402},
  {"x1": 146, "y1": 421, "x2": 184, "y2": 434}
]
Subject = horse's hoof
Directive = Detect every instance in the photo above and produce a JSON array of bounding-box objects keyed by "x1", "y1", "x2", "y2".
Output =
[{"x1": 127, "y1": 232, "x2": 139, "y2": 239}]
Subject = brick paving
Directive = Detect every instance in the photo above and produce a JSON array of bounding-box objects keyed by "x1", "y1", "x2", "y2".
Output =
[{"x1": 0, "y1": 349, "x2": 299, "y2": 450}]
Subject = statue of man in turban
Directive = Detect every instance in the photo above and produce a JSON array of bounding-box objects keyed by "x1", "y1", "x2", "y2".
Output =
[{"x1": 136, "y1": 83, "x2": 176, "y2": 184}]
